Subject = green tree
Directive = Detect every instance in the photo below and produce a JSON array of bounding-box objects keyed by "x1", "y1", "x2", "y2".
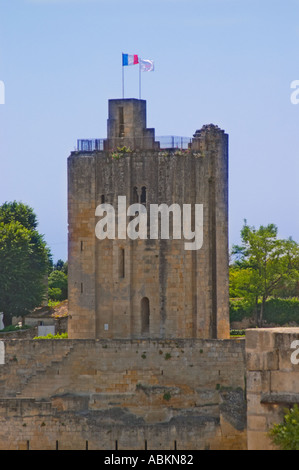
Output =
[
  {"x1": 48, "y1": 270, "x2": 68, "y2": 301},
  {"x1": 54, "y1": 259, "x2": 64, "y2": 271},
  {"x1": 269, "y1": 405, "x2": 299, "y2": 450},
  {"x1": 0, "y1": 202, "x2": 51, "y2": 326},
  {"x1": 231, "y1": 221, "x2": 299, "y2": 326},
  {"x1": 53, "y1": 259, "x2": 68, "y2": 275},
  {"x1": 0, "y1": 201, "x2": 38, "y2": 230}
]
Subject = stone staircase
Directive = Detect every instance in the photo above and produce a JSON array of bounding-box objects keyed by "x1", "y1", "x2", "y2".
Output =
[{"x1": 0, "y1": 340, "x2": 76, "y2": 399}]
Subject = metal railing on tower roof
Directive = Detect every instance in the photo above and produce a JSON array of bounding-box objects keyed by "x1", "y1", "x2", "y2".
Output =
[
  {"x1": 76, "y1": 136, "x2": 191, "y2": 152},
  {"x1": 76, "y1": 139, "x2": 104, "y2": 152},
  {"x1": 156, "y1": 136, "x2": 191, "y2": 149}
]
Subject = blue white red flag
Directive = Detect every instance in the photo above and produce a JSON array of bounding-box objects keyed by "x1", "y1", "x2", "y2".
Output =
[{"x1": 122, "y1": 53, "x2": 139, "y2": 66}]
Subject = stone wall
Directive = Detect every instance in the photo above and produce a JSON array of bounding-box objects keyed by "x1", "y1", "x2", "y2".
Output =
[
  {"x1": 0, "y1": 338, "x2": 246, "y2": 450},
  {"x1": 0, "y1": 327, "x2": 38, "y2": 340},
  {"x1": 246, "y1": 327, "x2": 299, "y2": 450}
]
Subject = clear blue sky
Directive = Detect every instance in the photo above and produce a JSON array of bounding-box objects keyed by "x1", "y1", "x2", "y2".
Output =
[{"x1": 0, "y1": 0, "x2": 298, "y2": 262}]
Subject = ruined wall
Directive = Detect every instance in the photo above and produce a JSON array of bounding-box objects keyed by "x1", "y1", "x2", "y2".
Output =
[
  {"x1": 246, "y1": 327, "x2": 299, "y2": 450},
  {"x1": 0, "y1": 338, "x2": 246, "y2": 450}
]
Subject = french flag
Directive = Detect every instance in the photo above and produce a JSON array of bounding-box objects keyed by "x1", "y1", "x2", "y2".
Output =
[{"x1": 122, "y1": 53, "x2": 139, "y2": 66}]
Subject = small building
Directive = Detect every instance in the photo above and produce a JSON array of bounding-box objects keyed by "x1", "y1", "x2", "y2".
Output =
[{"x1": 25, "y1": 300, "x2": 68, "y2": 335}]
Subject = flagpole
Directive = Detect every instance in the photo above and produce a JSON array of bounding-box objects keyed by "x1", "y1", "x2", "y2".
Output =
[
  {"x1": 122, "y1": 66, "x2": 124, "y2": 98},
  {"x1": 122, "y1": 54, "x2": 124, "y2": 99},
  {"x1": 139, "y1": 62, "x2": 141, "y2": 99}
]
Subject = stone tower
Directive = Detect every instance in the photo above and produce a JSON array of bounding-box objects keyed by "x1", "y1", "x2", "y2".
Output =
[{"x1": 68, "y1": 98, "x2": 229, "y2": 340}]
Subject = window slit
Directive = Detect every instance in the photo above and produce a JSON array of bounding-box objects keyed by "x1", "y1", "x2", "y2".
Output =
[{"x1": 119, "y1": 248, "x2": 125, "y2": 278}]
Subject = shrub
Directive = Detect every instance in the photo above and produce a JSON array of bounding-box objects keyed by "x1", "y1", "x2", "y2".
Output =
[
  {"x1": 111, "y1": 146, "x2": 132, "y2": 159},
  {"x1": 33, "y1": 332, "x2": 68, "y2": 340},
  {"x1": 229, "y1": 298, "x2": 254, "y2": 322},
  {"x1": 269, "y1": 405, "x2": 299, "y2": 450},
  {"x1": 48, "y1": 299, "x2": 60, "y2": 308},
  {"x1": 263, "y1": 298, "x2": 299, "y2": 325},
  {"x1": 230, "y1": 329, "x2": 245, "y2": 337},
  {"x1": 229, "y1": 297, "x2": 299, "y2": 326}
]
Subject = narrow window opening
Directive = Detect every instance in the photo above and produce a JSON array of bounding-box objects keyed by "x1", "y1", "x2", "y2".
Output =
[
  {"x1": 86, "y1": 440, "x2": 88, "y2": 450},
  {"x1": 145, "y1": 440, "x2": 147, "y2": 450},
  {"x1": 119, "y1": 107, "x2": 124, "y2": 137},
  {"x1": 81, "y1": 282, "x2": 83, "y2": 293},
  {"x1": 133, "y1": 186, "x2": 139, "y2": 204},
  {"x1": 141, "y1": 297, "x2": 150, "y2": 335},
  {"x1": 80, "y1": 241, "x2": 84, "y2": 252},
  {"x1": 101, "y1": 194, "x2": 105, "y2": 204},
  {"x1": 140, "y1": 186, "x2": 146, "y2": 204},
  {"x1": 119, "y1": 248, "x2": 125, "y2": 278},
  {"x1": 56, "y1": 440, "x2": 59, "y2": 451},
  {"x1": 174, "y1": 440, "x2": 177, "y2": 450},
  {"x1": 169, "y1": 211, "x2": 173, "y2": 239},
  {"x1": 115, "y1": 440, "x2": 118, "y2": 450}
]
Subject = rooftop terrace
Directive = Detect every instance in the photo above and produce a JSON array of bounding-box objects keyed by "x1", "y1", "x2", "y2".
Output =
[{"x1": 76, "y1": 136, "x2": 192, "y2": 152}]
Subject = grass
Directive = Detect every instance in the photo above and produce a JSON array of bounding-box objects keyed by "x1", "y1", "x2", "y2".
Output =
[{"x1": 0, "y1": 324, "x2": 31, "y2": 333}]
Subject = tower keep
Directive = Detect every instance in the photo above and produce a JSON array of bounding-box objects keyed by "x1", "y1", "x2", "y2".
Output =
[{"x1": 68, "y1": 98, "x2": 229, "y2": 340}]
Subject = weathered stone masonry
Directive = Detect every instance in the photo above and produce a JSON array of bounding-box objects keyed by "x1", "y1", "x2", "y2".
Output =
[
  {"x1": 246, "y1": 327, "x2": 299, "y2": 450},
  {"x1": 68, "y1": 99, "x2": 230, "y2": 341},
  {"x1": 0, "y1": 98, "x2": 246, "y2": 450},
  {"x1": 3, "y1": 99, "x2": 297, "y2": 450},
  {"x1": 0, "y1": 338, "x2": 246, "y2": 450},
  {"x1": 1, "y1": 329, "x2": 299, "y2": 449}
]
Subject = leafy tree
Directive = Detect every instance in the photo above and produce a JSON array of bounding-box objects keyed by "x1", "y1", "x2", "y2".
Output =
[
  {"x1": 54, "y1": 259, "x2": 64, "y2": 271},
  {"x1": 0, "y1": 202, "x2": 51, "y2": 326},
  {"x1": 269, "y1": 405, "x2": 299, "y2": 450},
  {"x1": 229, "y1": 266, "x2": 258, "y2": 300},
  {"x1": 231, "y1": 221, "x2": 299, "y2": 326},
  {"x1": 0, "y1": 201, "x2": 38, "y2": 230},
  {"x1": 48, "y1": 269, "x2": 68, "y2": 301},
  {"x1": 53, "y1": 259, "x2": 68, "y2": 275}
]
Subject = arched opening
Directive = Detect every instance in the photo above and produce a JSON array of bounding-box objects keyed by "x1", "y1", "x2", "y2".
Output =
[
  {"x1": 133, "y1": 186, "x2": 139, "y2": 203},
  {"x1": 140, "y1": 186, "x2": 146, "y2": 204},
  {"x1": 141, "y1": 297, "x2": 150, "y2": 335}
]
